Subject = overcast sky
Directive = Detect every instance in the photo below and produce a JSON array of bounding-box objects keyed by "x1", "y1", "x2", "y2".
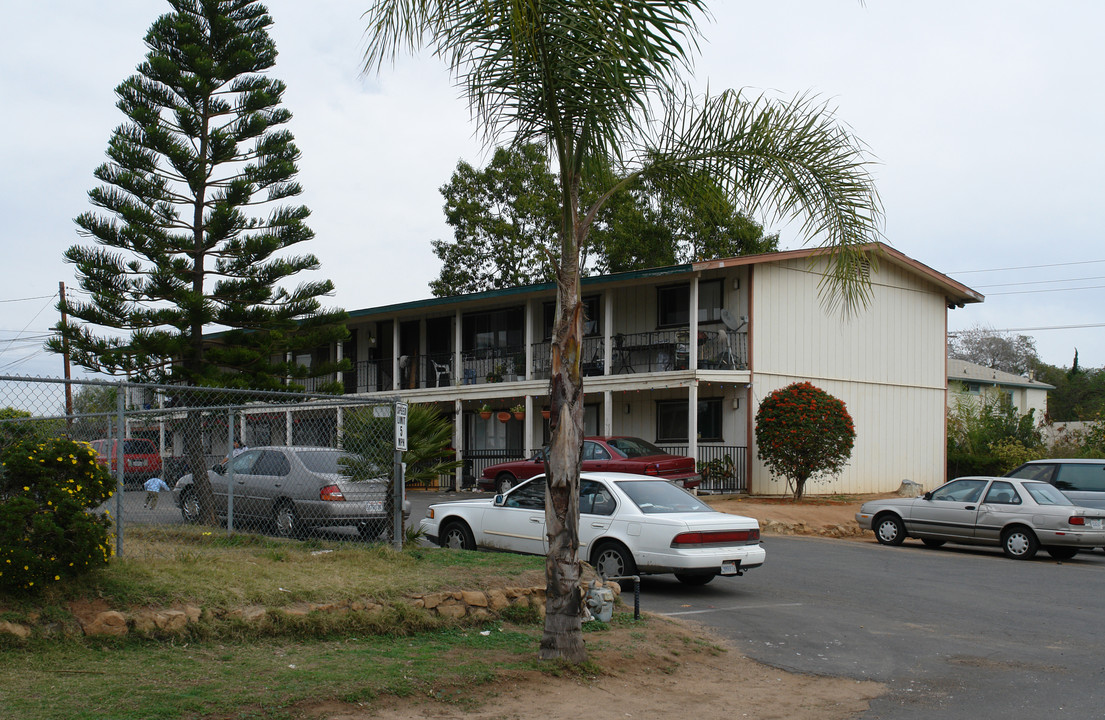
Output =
[{"x1": 2, "y1": 1, "x2": 1102, "y2": 380}]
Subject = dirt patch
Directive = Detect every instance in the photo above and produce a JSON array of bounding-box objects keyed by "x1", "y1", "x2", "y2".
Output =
[
  {"x1": 707, "y1": 493, "x2": 897, "y2": 540},
  {"x1": 301, "y1": 617, "x2": 884, "y2": 720}
]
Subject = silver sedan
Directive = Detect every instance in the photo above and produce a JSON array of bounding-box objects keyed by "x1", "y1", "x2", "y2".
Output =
[{"x1": 855, "y1": 476, "x2": 1105, "y2": 560}]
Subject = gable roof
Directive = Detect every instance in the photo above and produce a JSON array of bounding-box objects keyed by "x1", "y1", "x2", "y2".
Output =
[
  {"x1": 694, "y1": 243, "x2": 984, "y2": 309},
  {"x1": 947, "y1": 358, "x2": 1055, "y2": 391}
]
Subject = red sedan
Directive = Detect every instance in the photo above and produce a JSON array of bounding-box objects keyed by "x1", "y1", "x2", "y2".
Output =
[{"x1": 479, "y1": 436, "x2": 700, "y2": 493}]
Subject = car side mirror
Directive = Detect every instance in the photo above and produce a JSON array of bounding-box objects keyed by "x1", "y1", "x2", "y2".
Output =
[
  {"x1": 922, "y1": 491, "x2": 932, "y2": 501},
  {"x1": 493, "y1": 494, "x2": 505, "y2": 507},
  {"x1": 211, "y1": 463, "x2": 226, "y2": 475}
]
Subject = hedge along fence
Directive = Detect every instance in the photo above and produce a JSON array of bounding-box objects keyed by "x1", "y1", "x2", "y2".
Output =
[{"x1": 0, "y1": 436, "x2": 115, "y2": 591}]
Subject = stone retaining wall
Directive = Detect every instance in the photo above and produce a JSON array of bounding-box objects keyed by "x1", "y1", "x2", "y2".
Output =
[{"x1": 1, "y1": 582, "x2": 621, "y2": 639}]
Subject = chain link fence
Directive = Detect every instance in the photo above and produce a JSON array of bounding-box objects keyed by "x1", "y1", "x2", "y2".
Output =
[{"x1": 0, "y1": 375, "x2": 406, "y2": 558}]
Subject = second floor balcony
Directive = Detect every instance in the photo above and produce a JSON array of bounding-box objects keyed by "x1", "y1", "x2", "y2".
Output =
[{"x1": 303, "y1": 326, "x2": 749, "y2": 394}]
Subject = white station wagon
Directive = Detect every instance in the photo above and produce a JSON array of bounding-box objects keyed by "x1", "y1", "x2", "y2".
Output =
[{"x1": 420, "y1": 472, "x2": 765, "y2": 586}]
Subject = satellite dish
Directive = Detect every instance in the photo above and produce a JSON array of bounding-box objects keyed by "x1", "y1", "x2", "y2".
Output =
[{"x1": 720, "y1": 309, "x2": 745, "y2": 331}]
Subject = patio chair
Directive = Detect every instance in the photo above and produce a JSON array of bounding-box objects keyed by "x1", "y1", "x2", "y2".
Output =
[{"x1": 431, "y1": 358, "x2": 452, "y2": 387}]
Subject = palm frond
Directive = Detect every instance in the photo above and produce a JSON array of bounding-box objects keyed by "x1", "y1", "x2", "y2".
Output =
[{"x1": 631, "y1": 87, "x2": 883, "y2": 314}]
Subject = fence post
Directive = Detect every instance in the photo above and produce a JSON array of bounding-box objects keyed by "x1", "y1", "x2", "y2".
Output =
[
  {"x1": 115, "y1": 385, "x2": 125, "y2": 558},
  {"x1": 227, "y1": 409, "x2": 236, "y2": 534}
]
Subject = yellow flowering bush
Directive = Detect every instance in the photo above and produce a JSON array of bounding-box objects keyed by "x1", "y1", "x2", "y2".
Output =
[{"x1": 0, "y1": 437, "x2": 115, "y2": 592}]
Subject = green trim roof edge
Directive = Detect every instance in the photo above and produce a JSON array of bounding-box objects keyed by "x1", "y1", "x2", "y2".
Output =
[{"x1": 347, "y1": 263, "x2": 694, "y2": 319}]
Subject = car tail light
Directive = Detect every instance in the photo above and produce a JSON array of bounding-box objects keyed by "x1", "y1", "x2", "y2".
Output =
[
  {"x1": 320, "y1": 485, "x2": 346, "y2": 502},
  {"x1": 671, "y1": 529, "x2": 760, "y2": 547},
  {"x1": 1069, "y1": 516, "x2": 1086, "y2": 526},
  {"x1": 644, "y1": 464, "x2": 660, "y2": 476}
]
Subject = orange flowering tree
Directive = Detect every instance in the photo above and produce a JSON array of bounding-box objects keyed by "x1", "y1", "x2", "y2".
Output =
[{"x1": 755, "y1": 382, "x2": 856, "y2": 500}]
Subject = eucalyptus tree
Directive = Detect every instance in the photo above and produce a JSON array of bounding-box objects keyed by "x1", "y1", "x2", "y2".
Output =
[
  {"x1": 51, "y1": 0, "x2": 348, "y2": 523},
  {"x1": 363, "y1": 0, "x2": 881, "y2": 661}
]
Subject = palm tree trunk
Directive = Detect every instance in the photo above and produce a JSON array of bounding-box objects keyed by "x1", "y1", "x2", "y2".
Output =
[{"x1": 541, "y1": 167, "x2": 587, "y2": 662}]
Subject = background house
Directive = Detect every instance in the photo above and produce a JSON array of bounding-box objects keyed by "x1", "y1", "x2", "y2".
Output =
[
  {"x1": 277, "y1": 243, "x2": 981, "y2": 495},
  {"x1": 947, "y1": 358, "x2": 1054, "y2": 421}
]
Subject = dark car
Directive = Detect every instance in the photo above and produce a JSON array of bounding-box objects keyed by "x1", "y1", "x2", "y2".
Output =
[
  {"x1": 90, "y1": 438, "x2": 163, "y2": 487},
  {"x1": 479, "y1": 436, "x2": 700, "y2": 493},
  {"x1": 1006, "y1": 459, "x2": 1105, "y2": 509}
]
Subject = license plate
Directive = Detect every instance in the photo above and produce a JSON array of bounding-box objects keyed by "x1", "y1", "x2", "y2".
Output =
[
  {"x1": 1091, "y1": 518, "x2": 1103, "y2": 529},
  {"x1": 130, "y1": 460, "x2": 147, "y2": 467},
  {"x1": 365, "y1": 500, "x2": 384, "y2": 514},
  {"x1": 720, "y1": 560, "x2": 739, "y2": 575}
]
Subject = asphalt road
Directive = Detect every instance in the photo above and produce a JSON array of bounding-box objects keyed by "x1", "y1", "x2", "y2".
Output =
[
  {"x1": 639, "y1": 535, "x2": 1105, "y2": 719},
  {"x1": 119, "y1": 488, "x2": 1105, "y2": 717}
]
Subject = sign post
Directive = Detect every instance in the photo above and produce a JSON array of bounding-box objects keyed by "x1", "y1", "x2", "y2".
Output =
[{"x1": 393, "y1": 402, "x2": 408, "y2": 549}]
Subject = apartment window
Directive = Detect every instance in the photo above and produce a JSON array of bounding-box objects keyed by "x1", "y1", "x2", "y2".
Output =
[
  {"x1": 697, "y1": 279, "x2": 724, "y2": 323},
  {"x1": 657, "y1": 284, "x2": 689, "y2": 328},
  {"x1": 656, "y1": 398, "x2": 723, "y2": 443},
  {"x1": 463, "y1": 307, "x2": 524, "y2": 350},
  {"x1": 543, "y1": 296, "x2": 601, "y2": 338}
]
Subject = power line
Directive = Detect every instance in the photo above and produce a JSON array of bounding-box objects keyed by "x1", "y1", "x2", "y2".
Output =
[
  {"x1": 973, "y1": 275, "x2": 1105, "y2": 289},
  {"x1": 949, "y1": 259, "x2": 1105, "y2": 275},
  {"x1": 948, "y1": 322, "x2": 1105, "y2": 335},
  {"x1": 0, "y1": 294, "x2": 56, "y2": 303},
  {"x1": 0, "y1": 292, "x2": 58, "y2": 362},
  {"x1": 986, "y1": 284, "x2": 1105, "y2": 296}
]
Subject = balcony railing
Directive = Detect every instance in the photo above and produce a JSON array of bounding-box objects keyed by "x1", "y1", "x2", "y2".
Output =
[
  {"x1": 659, "y1": 444, "x2": 747, "y2": 494},
  {"x1": 338, "y1": 327, "x2": 747, "y2": 393}
]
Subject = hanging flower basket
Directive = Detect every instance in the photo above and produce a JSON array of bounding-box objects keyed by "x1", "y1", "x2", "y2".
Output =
[
  {"x1": 497, "y1": 411, "x2": 512, "y2": 423},
  {"x1": 513, "y1": 411, "x2": 525, "y2": 421},
  {"x1": 511, "y1": 404, "x2": 525, "y2": 420},
  {"x1": 541, "y1": 409, "x2": 551, "y2": 420},
  {"x1": 478, "y1": 405, "x2": 492, "y2": 420}
]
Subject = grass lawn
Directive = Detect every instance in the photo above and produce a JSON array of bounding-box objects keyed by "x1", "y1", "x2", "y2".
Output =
[{"x1": 0, "y1": 526, "x2": 676, "y2": 720}]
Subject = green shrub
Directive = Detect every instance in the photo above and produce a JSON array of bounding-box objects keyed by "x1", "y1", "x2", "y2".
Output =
[
  {"x1": 0, "y1": 437, "x2": 115, "y2": 591},
  {"x1": 755, "y1": 382, "x2": 855, "y2": 500},
  {"x1": 946, "y1": 391, "x2": 1043, "y2": 477}
]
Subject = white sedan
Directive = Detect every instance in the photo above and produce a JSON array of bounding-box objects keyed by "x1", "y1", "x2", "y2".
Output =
[{"x1": 420, "y1": 472, "x2": 765, "y2": 586}]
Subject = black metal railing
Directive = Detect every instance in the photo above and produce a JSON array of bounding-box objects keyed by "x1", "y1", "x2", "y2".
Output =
[
  {"x1": 531, "y1": 337, "x2": 606, "y2": 380},
  {"x1": 464, "y1": 449, "x2": 528, "y2": 487},
  {"x1": 658, "y1": 444, "x2": 747, "y2": 494},
  {"x1": 342, "y1": 326, "x2": 747, "y2": 393}
]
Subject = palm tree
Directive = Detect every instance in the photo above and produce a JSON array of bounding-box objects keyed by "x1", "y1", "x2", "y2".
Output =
[{"x1": 362, "y1": 0, "x2": 882, "y2": 662}]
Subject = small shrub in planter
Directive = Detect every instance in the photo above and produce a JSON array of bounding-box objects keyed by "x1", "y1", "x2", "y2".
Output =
[{"x1": 0, "y1": 437, "x2": 115, "y2": 592}]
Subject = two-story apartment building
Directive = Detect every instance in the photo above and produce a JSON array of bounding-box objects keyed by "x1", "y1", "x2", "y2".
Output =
[{"x1": 285, "y1": 243, "x2": 981, "y2": 495}]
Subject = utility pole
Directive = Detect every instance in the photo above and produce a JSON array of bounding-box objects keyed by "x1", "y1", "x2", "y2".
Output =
[{"x1": 60, "y1": 281, "x2": 74, "y2": 427}]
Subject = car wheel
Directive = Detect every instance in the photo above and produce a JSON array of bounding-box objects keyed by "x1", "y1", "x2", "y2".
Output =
[
  {"x1": 358, "y1": 519, "x2": 388, "y2": 541},
  {"x1": 592, "y1": 541, "x2": 637, "y2": 588},
  {"x1": 1045, "y1": 546, "x2": 1078, "y2": 561},
  {"x1": 273, "y1": 501, "x2": 304, "y2": 540},
  {"x1": 873, "y1": 514, "x2": 906, "y2": 546},
  {"x1": 921, "y1": 538, "x2": 946, "y2": 548},
  {"x1": 674, "y1": 573, "x2": 715, "y2": 586},
  {"x1": 179, "y1": 488, "x2": 200, "y2": 524},
  {"x1": 439, "y1": 520, "x2": 476, "y2": 550},
  {"x1": 1001, "y1": 526, "x2": 1039, "y2": 560},
  {"x1": 496, "y1": 473, "x2": 516, "y2": 494}
]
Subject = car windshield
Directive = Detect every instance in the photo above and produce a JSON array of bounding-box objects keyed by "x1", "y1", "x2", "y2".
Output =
[
  {"x1": 1024, "y1": 482, "x2": 1074, "y2": 506},
  {"x1": 606, "y1": 437, "x2": 664, "y2": 458},
  {"x1": 122, "y1": 439, "x2": 155, "y2": 453},
  {"x1": 617, "y1": 480, "x2": 712, "y2": 513},
  {"x1": 296, "y1": 449, "x2": 344, "y2": 474}
]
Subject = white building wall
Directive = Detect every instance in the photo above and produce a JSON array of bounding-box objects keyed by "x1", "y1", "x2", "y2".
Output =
[{"x1": 749, "y1": 257, "x2": 949, "y2": 494}]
